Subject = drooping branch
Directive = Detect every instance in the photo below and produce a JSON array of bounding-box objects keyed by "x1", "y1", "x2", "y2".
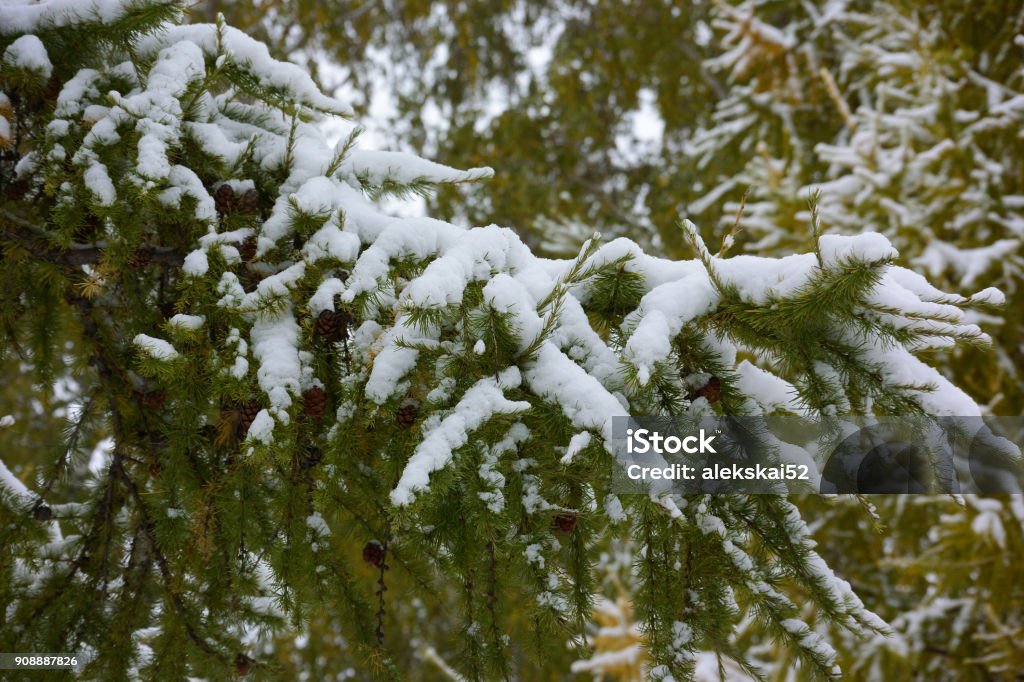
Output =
[{"x1": 1, "y1": 209, "x2": 185, "y2": 267}]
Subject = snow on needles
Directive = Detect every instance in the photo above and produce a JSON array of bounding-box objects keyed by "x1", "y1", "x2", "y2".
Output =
[
  {"x1": 2, "y1": 34, "x2": 52, "y2": 78},
  {"x1": 133, "y1": 334, "x2": 179, "y2": 361},
  {"x1": 0, "y1": 0, "x2": 150, "y2": 35},
  {"x1": 391, "y1": 369, "x2": 530, "y2": 506}
]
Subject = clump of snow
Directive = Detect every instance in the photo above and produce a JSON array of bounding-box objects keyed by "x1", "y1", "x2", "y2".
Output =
[
  {"x1": 524, "y1": 343, "x2": 624, "y2": 447},
  {"x1": 818, "y1": 233, "x2": 898, "y2": 267},
  {"x1": 560, "y1": 431, "x2": 592, "y2": 465},
  {"x1": 391, "y1": 369, "x2": 530, "y2": 506},
  {"x1": 82, "y1": 160, "x2": 116, "y2": 207},
  {"x1": 0, "y1": 0, "x2": 149, "y2": 35},
  {"x1": 182, "y1": 250, "x2": 209, "y2": 277},
  {"x1": 622, "y1": 270, "x2": 718, "y2": 383},
  {"x1": 136, "y1": 24, "x2": 353, "y2": 117},
  {"x1": 970, "y1": 287, "x2": 1005, "y2": 305},
  {"x1": 604, "y1": 494, "x2": 626, "y2": 523},
  {"x1": 3, "y1": 34, "x2": 52, "y2": 78},
  {"x1": 168, "y1": 314, "x2": 205, "y2": 330},
  {"x1": 713, "y1": 253, "x2": 817, "y2": 303},
  {"x1": 341, "y1": 149, "x2": 493, "y2": 187},
  {"x1": 245, "y1": 409, "x2": 275, "y2": 445},
  {"x1": 133, "y1": 334, "x2": 179, "y2": 360},
  {"x1": 250, "y1": 310, "x2": 302, "y2": 421}
]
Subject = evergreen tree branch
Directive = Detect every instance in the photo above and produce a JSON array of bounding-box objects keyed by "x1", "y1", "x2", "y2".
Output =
[{"x1": 2, "y1": 210, "x2": 185, "y2": 267}]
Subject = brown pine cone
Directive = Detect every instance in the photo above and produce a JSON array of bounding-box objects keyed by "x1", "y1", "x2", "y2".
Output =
[
  {"x1": 315, "y1": 309, "x2": 340, "y2": 340},
  {"x1": 234, "y1": 653, "x2": 252, "y2": 677},
  {"x1": 303, "y1": 386, "x2": 327, "y2": 419},
  {"x1": 32, "y1": 504, "x2": 53, "y2": 522},
  {"x1": 140, "y1": 390, "x2": 166, "y2": 410},
  {"x1": 4, "y1": 179, "x2": 28, "y2": 201},
  {"x1": 236, "y1": 188, "x2": 260, "y2": 214},
  {"x1": 362, "y1": 540, "x2": 385, "y2": 568},
  {"x1": 553, "y1": 512, "x2": 577, "y2": 533},
  {"x1": 237, "y1": 399, "x2": 262, "y2": 438},
  {"x1": 689, "y1": 376, "x2": 722, "y2": 404},
  {"x1": 238, "y1": 235, "x2": 258, "y2": 262},
  {"x1": 214, "y1": 183, "x2": 236, "y2": 214},
  {"x1": 128, "y1": 245, "x2": 153, "y2": 267},
  {"x1": 395, "y1": 404, "x2": 418, "y2": 428}
]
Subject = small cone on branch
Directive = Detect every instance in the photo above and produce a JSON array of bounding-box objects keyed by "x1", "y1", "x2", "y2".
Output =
[
  {"x1": 363, "y1": 540, "x2": 385, "y2": 568},
  {"x1": 234, "y1": 653, "x2": 252, "y2": 677},
  {"x1": 140, "y1": 390, "x2": 166, "y2": 410},
  {"x1": 303, "y1": 386, "x2": 327, "y2": 419},
  {"x1": 689, "y1": 376, "x2": 722, "y2": 404},
  {"x1": 214, "y1": 183, "x2": 236, "y2": 214},
  {"x1": 32, "y1": 504, "x2": 53, "y2": 521},
  {"x1": 553, "y1": 512, "x2": 577, "y2": 533},
  {"x1": 236, "y1": 188, "x2": 260, "y2": 214},
  {"x1": 238, "y1": 235, "x2": 258, "y2": 262},
  {"x1": 128, "y1": 245, "x2": 153, "y2": 267},
  {"x1": 315, "y1": 309, "x2": 339, "y2": 338},
  {"x1": 315, "y1": 309, "x2": 349, "y2": 342},
  {"x1": 237, "y1": 400, "x2": 262, "y2": 439},
  {"x1": 4, "y1": 179, "x2": 28, "y2": 201},
  {"x1": 395, "y1": 404, "x2": 417, "y2": 428}
]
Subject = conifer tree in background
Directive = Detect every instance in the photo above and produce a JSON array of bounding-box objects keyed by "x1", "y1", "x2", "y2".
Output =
[
  {"x1": 686, "y1": 0, "x2": 1024, "y2": 414},
  {"x1": 206, "y1": 0, "x2": 722, "y2": 255},
  {"x1": 685, "y1": 7, "x2": 1024, "y2": 677},
  {"x1": 791, "y1": 495, "x2": 1024, "y2": 681},
  {"x1": 0, "y1": 2, "x2": 1011, "y2": 681}
]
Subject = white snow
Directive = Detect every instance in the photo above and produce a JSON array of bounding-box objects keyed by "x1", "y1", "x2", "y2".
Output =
[
  {"x1": 136, "y1": 24, "x2": 353, "y2": 117},
  {"x1": 133, "y1": 334, "x2": 179, "y2": 361},
  {"x1": 3, "y1": 34, "x2": 52, "y2": 78},
  {"x1": 560, "y1": 431, "x2": 592, "y2": 465},
  {"x1": 524, "y1": 343, "x2": 624, "y2": 447},
  {"x1": 623, "y1": 271, "x2": 718, "y2": 384},
  {"x1": 168, "y1": 314, "x2": 205, "y2": 330},
  {"x1": 0, "y1": 0, "x2": 144, "y2": 34},
  {"x1": 818, "y1": 233, "x2": 899, "y2": 267},
  {"x1": 391, "y1": 369, "x2": 530, "y2": 506},
  {"x1": 342, "y1": 149, "x2": 493, "y2": 187},
  {"x1": 245, "y1": 409, "x2": 275, "y2": 445},
  {"x1": 182, "y1": 250, "x2": 209, "y2": 277},
  {"x1": 82, "y1": 160, "x2": 116, "y2": 207},
  {"x1": 250, "y1": 309, "x2": 302, "y2": 421}
]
